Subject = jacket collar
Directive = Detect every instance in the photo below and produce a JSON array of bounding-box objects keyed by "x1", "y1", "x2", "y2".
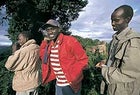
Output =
[
  {"x1": 116, "y1": 27, "x2": 130, "y2": 40},
  {"x1": 58, "y1": 33, "x2": 64, "y2": 45},
  {"x1": 21, "y1": 39, "x2": 36, "y2": 48},
  {"x1": 114, "y1": 27, "x2": 140, "y2": 43}
]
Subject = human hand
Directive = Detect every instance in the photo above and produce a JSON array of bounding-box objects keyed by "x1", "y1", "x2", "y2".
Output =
[
  {"x1": 12, "y1": 42, "x2": 20, "y2": 53},
  {"x1": 95, "y1": 60, "x2": 106, "y2": 68},
  {"x1": 44, "y1": 37, "x2": 50, "y2": 41}
]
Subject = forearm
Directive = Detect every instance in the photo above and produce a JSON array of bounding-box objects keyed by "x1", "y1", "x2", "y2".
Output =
[{"x1": 102, "y1": 60, "x2": 140, "y2": 84}]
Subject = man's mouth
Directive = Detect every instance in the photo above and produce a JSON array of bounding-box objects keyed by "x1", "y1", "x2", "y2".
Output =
[
  {"x1": 50, "y1": 34, "x2": 54, "y2": 37},
  {"x1": 112, "y1": 26, "x2": 116, "y2": 29}
]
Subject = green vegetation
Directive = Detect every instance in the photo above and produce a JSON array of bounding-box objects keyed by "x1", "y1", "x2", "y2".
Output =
[
  {"x1": 0, "y1": 0, "x2": 108, "y2": 94},
  {"x1": 75, "y1": 36, "x2": 108, "y2": 95},
  {"x1": 0, "y1": 0, "x2": 88, "y2": 45},
  {"x1": 0, "y1": 37, "x2": 108, "y2": 95}
]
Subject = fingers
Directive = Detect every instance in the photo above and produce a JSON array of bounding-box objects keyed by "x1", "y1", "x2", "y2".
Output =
[
  {"x1": 12, "y1": 42, "x2": 20, "y2": 53},
  {"x1": 44, "y1": 37, "x2": 50, "y2": 41},
  {"x1": 95, "y1": 61, "x2": 107, "y2": 68},
  {"x1": 95, "y1": 62, "x2": 102, "y2": 68}
]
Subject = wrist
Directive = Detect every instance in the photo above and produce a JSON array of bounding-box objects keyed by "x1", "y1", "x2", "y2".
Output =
[{"x1": 101, "y1": 64, "x2": 107, "y2": 68}]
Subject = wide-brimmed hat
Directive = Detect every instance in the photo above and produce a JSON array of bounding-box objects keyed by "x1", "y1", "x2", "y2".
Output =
[{"x1": 40, "y1": 19, "x2": 61, "y2": 29}]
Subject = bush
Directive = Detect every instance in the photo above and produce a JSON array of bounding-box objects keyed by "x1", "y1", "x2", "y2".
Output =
[{"x1": 0, "y1": 37, "x2": 108, "y2": 95}]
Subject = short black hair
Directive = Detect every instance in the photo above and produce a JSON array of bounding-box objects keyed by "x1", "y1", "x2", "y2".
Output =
[
  {"x1": 20, "y1": 31, "x2": 33, "y2": 40},
  {"x1": 115, "y1": 5, "x2": 133, "y2": 20}
]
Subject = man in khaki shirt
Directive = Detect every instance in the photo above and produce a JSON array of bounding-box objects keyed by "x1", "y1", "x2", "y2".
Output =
[
  {"x1": 5, "y1": 31, "x2": 41, "y2": 95},
  {"x1": 96, "y1": 5, "x2": 140, "y2": 95}
]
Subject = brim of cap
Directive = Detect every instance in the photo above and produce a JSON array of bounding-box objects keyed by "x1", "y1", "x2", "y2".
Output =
[{"x1": 40, "y1": 24, "x2": 58, "y2": 29}]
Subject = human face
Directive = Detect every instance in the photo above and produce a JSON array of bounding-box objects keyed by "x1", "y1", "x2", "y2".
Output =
[
  {"x1": 111, "y1": 8, "x2": 129, "y2": 33},
  {"x1": 18, "y1": 33, "x2": 27, "y2": 46},
  {"x1": 46, "y1": 27, "x2": 60, "y2": 41}
]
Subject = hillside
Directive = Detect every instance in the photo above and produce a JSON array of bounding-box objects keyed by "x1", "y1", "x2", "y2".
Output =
[
  {"x1": 0, "y1": 45, "x2": 10, "y2": 53},
  {"x1": 0, "y1": 45, "x2": 11, "y2": 61},
  {"x1": 0, "y1": 37, "x2": 108, "y2": 95},
  {"x1": 0, "y1": 45, "x2": 9, "y2": 49}
]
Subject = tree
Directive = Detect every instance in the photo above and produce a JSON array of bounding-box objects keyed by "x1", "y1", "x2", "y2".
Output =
[
  {"x1": 0, "y1": 35, "x2": 109, "y2": 95},
  {"x1": 0, "y1": 0, "x2": 89, "y2": 95},
  {"x1": 0, "y1": 0, "x2": 6, "y2": 7},
  {"x1": 1, "y1": 0, "x2": 88, "y2": 44}
]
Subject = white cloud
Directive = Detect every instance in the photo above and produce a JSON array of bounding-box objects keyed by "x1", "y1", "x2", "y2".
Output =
[
  {"x1": 0, "y1": 35, "x2": 12, "y2": 46},
  {"x1": 0, "y1": 42, "x2": 12, "y2": 46},
  {"x1": 0, "y1": 25, "x2": 11, "y2": 46},
  {"x1": 0, "y1": 35, "x2": 8, "y2": 39},
  {"x1": 1, "y1": 0, "x2": 140, "y2": 45},
  {"x1": 70, "y1": 0, "x2": 140, "y2": 42}
]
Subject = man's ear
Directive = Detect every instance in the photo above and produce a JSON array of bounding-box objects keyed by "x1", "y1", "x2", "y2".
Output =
[
  {"x1": 25, "y1": 37, "x2": 29, "y2": 42},
  {"x1": 57, "y1": 28, "x2": 61, "y2": 33},
  {"x1": 126, "y1": 17, "x2": 131, "y2": 23}
]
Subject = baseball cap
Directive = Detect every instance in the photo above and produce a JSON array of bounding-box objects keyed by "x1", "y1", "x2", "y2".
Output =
[{"x1": 40, "y1": 19, "x2": 61, "y2": 30}]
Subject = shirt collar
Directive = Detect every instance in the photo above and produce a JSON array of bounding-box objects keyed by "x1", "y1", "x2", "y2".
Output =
[{"x1": 114, "y1": 27, "x2": 131, "y2": 41}]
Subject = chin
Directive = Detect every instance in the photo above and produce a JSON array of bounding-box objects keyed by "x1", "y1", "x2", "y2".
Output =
[
  {"x1": 113, "y1": 28, "x2": 117, "y2": 31},
  {"x1": 49, "y1": 37, "x2": 55, "y2": 40}
]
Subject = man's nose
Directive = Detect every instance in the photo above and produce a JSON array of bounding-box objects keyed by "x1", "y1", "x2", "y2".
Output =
[
  {"x1": 111, "y1": 21, "x2": 115, "y2": 26},
  {"x1": 47, "y1": 30, "x2": 53, "y2": 34}
]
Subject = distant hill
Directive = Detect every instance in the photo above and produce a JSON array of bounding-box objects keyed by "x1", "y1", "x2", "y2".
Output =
[
  {"x1": 0, "y1": 45, "x2": 10, "y2": 52},
  {"x1": 0, "y1": 45, "x2": 9, "y2": 49},
  {"x1": 0, "y1": 45, "x2": 11, "y2": 61}
]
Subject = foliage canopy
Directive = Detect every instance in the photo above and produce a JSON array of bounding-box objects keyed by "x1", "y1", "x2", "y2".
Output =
[
  {"x1": 0, "y1": 0, "x2": 88, "y2": 44},
  {"x1": 0, "y1": 0, "x2": 109, "y2": 95},
  {"x1": 0, "y1": 36, "x2": 108, "y2": 95}
]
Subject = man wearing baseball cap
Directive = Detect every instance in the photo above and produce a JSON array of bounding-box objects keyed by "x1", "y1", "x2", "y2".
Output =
[{"x1": 39, "y1": 19, "x2": 88, "y2": 95}]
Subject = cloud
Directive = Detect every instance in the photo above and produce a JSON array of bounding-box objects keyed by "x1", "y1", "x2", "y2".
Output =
[
  {"x1": 0, "y1": 35, "x2": 12, "y2": 46},
  {"x1": 1, "y1": 0, "x2": 140, "y2": 45},
  {"x1": 70, "y1": 0, "x2": 140, "y2": 42},
  {"x1": 0, "y1": 23, "x2": 11, "y2": 46}
]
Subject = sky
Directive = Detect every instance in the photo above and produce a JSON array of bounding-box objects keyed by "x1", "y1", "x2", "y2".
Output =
[
  {"x1": 69, "y1": 0, "x2": 140, "y2": 42},
  {"x1": 0, "y1": 6, "x2": 10, "y2": 46},
  {"x1": 0, "y1": 0, "x2": 140, "y2": 45}
]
